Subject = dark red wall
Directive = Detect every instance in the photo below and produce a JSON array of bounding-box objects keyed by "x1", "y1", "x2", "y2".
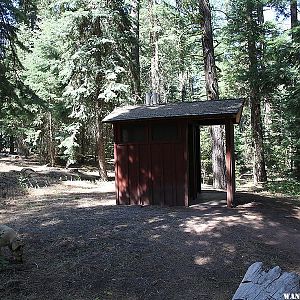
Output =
[{"x1": 114, "y1": 120, "x2": 189, "y2": 206}]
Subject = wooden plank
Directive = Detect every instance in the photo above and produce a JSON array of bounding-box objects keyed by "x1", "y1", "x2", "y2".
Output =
[
  {"x1": 225, "y1": 120, "x2": 235, "y2": 207},
  {"x1": 175, "y1": 121, "x2": 189, "y2": 206},
  {"x1": 116, "y1": 145, "x2": 130, "y2": 205},
  {"x1": 175, "y1": 143, "x2": 186, "y2": 206},
  {"x1": 188, "y1": 124, "x2": 196, "y2": 200},
  {"x1": 163, "y1": 143, "x2": 176, "y2": 206},
  {"x1": 184, "y1": 122, "x2": 189, "y2": 206},
  {"x1": 128, "y1": 145, "x2": 139, "y2": 205},
  {"x1": 232, "y1": 262, "x2": 300, "y2": 300},
  {"x1": 151, "y1": 144, "x2": 164, "y2": 205},
  {"x1": 195, "y1": 125, "x2": 201, "y2": 195},
  {"x1": 114, "y1": 143, "x2": 119, "y2": 205},
  {"x1": 139, "y1": 144, "x2": 150, "y2": 205}
]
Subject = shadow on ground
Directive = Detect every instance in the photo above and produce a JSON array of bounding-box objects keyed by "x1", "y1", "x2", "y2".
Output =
[{"x1": 0, "y1": 182, "x2": 299, "y2": 300}]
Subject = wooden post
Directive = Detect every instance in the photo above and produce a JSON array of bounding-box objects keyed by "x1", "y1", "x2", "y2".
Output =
[
  {"x1": 196, "y1": 125, "x2": 201, "y2": 195},
  {"x1": 225, "y1": 120, "x2": 235, "y2": 207}
]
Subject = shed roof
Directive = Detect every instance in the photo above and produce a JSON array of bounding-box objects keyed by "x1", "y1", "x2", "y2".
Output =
[{"x1": 102, "y1": 98, "x2": 244, "y2": 124}]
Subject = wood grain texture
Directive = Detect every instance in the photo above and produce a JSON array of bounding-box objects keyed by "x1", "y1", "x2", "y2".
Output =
[{"x1": 232, "y1": 262, "x2": 300, "y2": 300}]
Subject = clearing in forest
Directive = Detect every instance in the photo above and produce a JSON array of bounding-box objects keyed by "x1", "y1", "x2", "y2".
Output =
[{"x1": 0, "y1": 156, "x2": 299, "y2": 300}]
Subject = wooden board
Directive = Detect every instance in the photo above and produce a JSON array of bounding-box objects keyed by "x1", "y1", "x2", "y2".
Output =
[
  {"x1": 116, "y1": 145, "x2": 129, "y2": 205},
  {"x1": 232, "y1": 262, "x2": 300, "y2": 300},
  {"x1": 128, "y1": 145, "x2": 140, "y2": 204},
  {"x1": 139, "y1": 144, "x2": 150, "y2": 205},
  {"x1": 114, "y1": 121, "x2": 189, "y2": 206},
  {"x1": 151, "y1": 144, "x2": 164, "y2": 205}
]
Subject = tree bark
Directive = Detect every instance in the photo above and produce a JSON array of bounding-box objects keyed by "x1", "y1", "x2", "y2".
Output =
[
  {"x1": 179, "y1": 36, "x2": 187, "y2": 102},
  {"x1": 291, "y1": 0, "x2": 298, "y2": 36},
  {"x1": 96, "y1": 101, "x2": 108, "y2": 181},
  {"x1": 93, "y1": 15, "x2": 108, "y2": 181},
  {"x1": 48, "y1": 111, "x2": 55, "y2": 167},
  {"x1": 199, "y1": 0, "x2": 226, "y2": 189},
  {"x1": 130, "y1": 0, "x2": 141, "y2": 103},
  {"x1": 246, "y1": 1, "x2": 267, "y2": 184},
  {"x1": 9, "y1": 135, "x2": 14, "y2": 154},
  {"x1": 200, "y1": 0, "x2": 219, "y2": 100},
  {"x1": 150, "y1": 0, "x2": 160, "y2": 97}
]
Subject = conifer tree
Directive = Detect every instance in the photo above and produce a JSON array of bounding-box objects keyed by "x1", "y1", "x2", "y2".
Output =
[{"x1": 199, "y1": 0, "x2": 226, "y2": 189}]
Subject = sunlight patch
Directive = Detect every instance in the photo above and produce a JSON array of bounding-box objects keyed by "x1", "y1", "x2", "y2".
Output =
[
  {"x1": 147, "y1": 217, "x2": 165, "y2": 224},
  {"x1": 182, "y1": 219, "x2": 219, "y2": 234},
  {"x1": 75, "y1": 199, "x2": 115, "y2": 208},
  {"x1": 222, "y1": 243, "x2": 236, "y2": 253},
  {"x1": 41, "y1": 219, "x2": 62, "y2": 227},
  {"x1": 194, "y1": 256, "x2": 211, "y2": 266},
  {"x1": 150, "y1": 234, "x2": 161, "y2": 240}
]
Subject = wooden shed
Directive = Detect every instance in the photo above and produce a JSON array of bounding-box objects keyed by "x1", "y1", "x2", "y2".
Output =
[{"x1": 103, "y1": 99, "x2": 244, "y2": 207}]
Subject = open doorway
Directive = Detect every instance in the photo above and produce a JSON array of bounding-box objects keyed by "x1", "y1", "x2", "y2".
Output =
[{"x1": 188, "y1": 124, "x2": 228, "y2": 206}]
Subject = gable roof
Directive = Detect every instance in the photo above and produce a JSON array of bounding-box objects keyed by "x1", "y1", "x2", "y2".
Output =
[{"x1": 102, "y1": 98, "x2": 244, "y2": 124}]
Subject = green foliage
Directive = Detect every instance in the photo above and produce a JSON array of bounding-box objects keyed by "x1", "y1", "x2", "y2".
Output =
[
  {"x1": 220, "y1": 0, "x2": 300, "y2": 181},
  {"x1": 4, "y1": 0, "x2": 133, "y2": 167},
  {"x1": 1, "y1": 0, "x2": 299, "y2": 184},
  {"x1": 0, "y1": 0, "x2": 38, "y2": 115},
  {"x1": 266, "y1": 180, "x2": 300, "y2": 196},
  {"x1": 140, "y1": 0, "x2": 204, "y2": 102},
  {"x1": 200, "y1": 127, "x2": 212, "y2": 177}
]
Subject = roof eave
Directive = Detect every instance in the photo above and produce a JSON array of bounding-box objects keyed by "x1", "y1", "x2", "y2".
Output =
[{"x1": 103, "y1": 113, "x2": 240, "y2": 125}]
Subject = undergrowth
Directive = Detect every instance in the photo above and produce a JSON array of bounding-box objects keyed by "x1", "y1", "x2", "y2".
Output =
[{"x1": 266, "y1": 179, "x2": 300, "y2": 197}]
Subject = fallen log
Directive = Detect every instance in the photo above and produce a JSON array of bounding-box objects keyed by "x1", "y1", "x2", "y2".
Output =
[{"x1": 233, "y1": 262, "x2": 300, "y2": 300}]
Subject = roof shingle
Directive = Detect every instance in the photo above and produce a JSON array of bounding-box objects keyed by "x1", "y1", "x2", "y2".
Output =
[{"x1": 102, "y1": 99, "x2": 244, "y2": 124}]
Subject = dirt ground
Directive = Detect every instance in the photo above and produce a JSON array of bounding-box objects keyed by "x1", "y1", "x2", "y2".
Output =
[{"x1": 0, "y1": 155, "x2": 300, "y2": 300}]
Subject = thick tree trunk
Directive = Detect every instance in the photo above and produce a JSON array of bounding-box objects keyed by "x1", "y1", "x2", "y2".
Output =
[
  {"x1": 199, "y1": 0, "x2": 226, "y2": 189},
  {"x1": 250, "y1": 88, "x2": 267, "y2": 183},
  {"x1": 150, "y1": 0, "x2": 160, "y2": 97},
  {"x1": 246, "y1": 2, "x2": 267, "y2": 184},
  {"x1": 130, "y1": 0, "x2": 141, "y2": 103}
]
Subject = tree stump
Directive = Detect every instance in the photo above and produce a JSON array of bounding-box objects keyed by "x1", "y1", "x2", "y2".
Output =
[{"x1": 233, "y1": 262, "x2": 300, "y2": 300}]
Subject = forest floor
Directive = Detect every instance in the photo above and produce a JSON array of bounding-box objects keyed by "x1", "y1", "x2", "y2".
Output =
[{"x1": 0, "y1": 155, "x2": 300, "y2": 300}]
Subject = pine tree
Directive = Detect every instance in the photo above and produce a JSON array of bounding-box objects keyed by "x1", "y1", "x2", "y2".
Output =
[
  {"x1": 129, "y1": 0, "x2": 141, "y2": 103},
  {"x1": 199, "y1": 0, "x2": 226, "y2": 189},
  {"x1": 149, "y1": 0, "x2": 161, "y2": 100},
  {"x1": 224, "y1": 0, "x2": 267, "y2": 184}
]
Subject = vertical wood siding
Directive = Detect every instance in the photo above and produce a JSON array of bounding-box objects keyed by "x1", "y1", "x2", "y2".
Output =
[{"x1": 114, "y1": 121, "x2": 188, "y2": 206}]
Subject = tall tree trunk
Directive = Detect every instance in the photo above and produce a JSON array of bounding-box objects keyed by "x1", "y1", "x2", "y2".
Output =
[
  {"x1": 48, "y1": 111, "x2": 55, "y2": 167},
  {"x1": 130, "y1": 0, "x2": 141, "y2": 103},
  {"x1": 93, "y1": 15, "x2": 108, "y2": 180},
  {"x1": 150, "y1": 0, "x2": 160, "y2": 97},
  {"x1": 246, "y1": 1, "x2": 267, "y2": 184},
  {"x1": 176, "y1": 3, "x2": 187, "y2": 102},
  {"x1": 199, "y1": 0, "x2": 226, "y2": 189},
  {"x1": 291, "y1": 0, "x2": 298, "y2": 37},
  {"x1": 96, "y1": 101, "x2": 108, "y2": 181},
  {"x1": 179, "y1": 36, "x2": 187, "y2": 102},
  {"x1": 9, "y1": 135, "x2": 14, "y2": 154}
]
